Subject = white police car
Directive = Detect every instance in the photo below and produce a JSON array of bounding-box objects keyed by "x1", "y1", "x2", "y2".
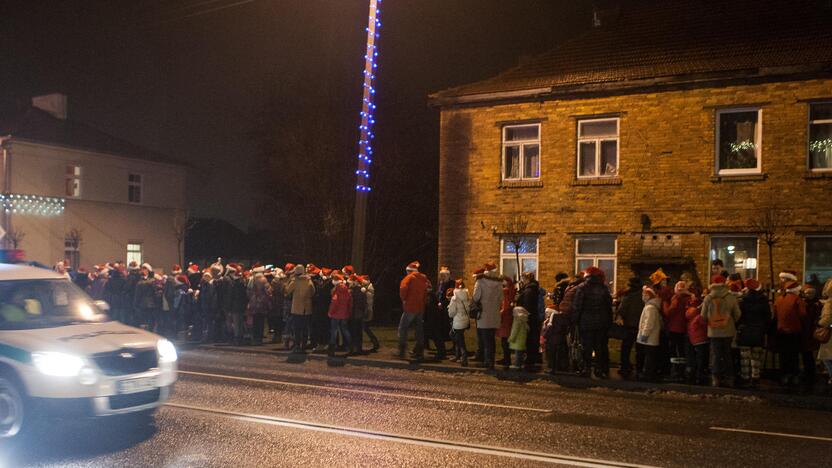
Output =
[{"x1": 0, "y1": 263, "x2": 177, "y2": 439}]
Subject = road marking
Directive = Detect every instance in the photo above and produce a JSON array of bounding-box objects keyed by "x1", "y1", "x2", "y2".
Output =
[
  {"x1": 166, "y1": 402, "x2": 655, "y2": 468},
  {"x1": 710, "y1": 426, "x2": 832, "y2": 442},
  {"x1": 178, "y1": 369, "x2": 551, "y2": 414}
]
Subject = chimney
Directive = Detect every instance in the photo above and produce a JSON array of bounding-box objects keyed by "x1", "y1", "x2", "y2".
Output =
[
  {"x1": 592, "y1": 1, "x2": 621, "y2": 28},
  {"x1": 32, "y1": 93, "x2": 68, "y2": 120}
]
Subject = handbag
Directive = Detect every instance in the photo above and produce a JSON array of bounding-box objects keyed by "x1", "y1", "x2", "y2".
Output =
[
  {"x1": 814, "y1": 325, "x2": 832, "y2": 344},
  {"x1": 469, "y1": 300, "x2": 482, "y2": 321}
]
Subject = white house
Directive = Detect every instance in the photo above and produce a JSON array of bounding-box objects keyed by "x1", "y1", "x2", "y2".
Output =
[{"x1": 0, "y1": 94, "x2": 188, "y2": 272}]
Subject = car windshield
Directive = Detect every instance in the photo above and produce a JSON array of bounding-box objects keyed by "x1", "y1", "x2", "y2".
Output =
[{"x1": 0, "y1": 279, "x2": 109, "y2": 330}]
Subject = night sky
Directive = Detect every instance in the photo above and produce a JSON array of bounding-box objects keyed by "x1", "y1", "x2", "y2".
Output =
[{"x1": 2, "y1": 0, "x2": 590, "y2": 229}]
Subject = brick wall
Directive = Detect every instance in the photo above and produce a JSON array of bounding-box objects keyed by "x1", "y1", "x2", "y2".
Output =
[{"x1": 437, "y1": 79, "x2": 832, "y2": 291}]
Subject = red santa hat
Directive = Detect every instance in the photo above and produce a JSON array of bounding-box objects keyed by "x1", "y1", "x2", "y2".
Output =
[
  {"x1": 710, "y1": 274, "x2": 726, "y2": 286},
  {"x1": 188, "y1": 264, "x2": 200, "y2": 273},
  {"x1": 284, "y1": 263, "x2": 296, "y2": 273},
  {"x1": 307, "y1": 264, "x2": 321, "y2": 276},
  {"x1": 483, "y1": 262, "x2": 497, "y2": 273},
  {"x1": 642, "y1": 286, "x2": 658, "y2": 299},
  {"x1": 744, "y1": 278, "x2": 761, "y2": 291},
  {"x1": 343, "y1": 265, "x2": 356, "y2": 275},
  {"x1": 332, "y1": 273, "x2": 344, "y2": 285},
  {"x1": 321, "y1": 267, "x2": 333, "y2": 277},
  {"x1": 674, "y1": 281, "x2": 688, "y2": 294},
  {"x1": 172, "y1": 264, "x2": 183, "y2": 274},
  {"x1": 473, "y1": 267, "x2": 485, "y2": 277},
  {"x1": 779, "y1": 270, "x2": 798, "y2": 282},
  {"x1": 406, "y1": 261, "x2": 420, "y2": 272}
]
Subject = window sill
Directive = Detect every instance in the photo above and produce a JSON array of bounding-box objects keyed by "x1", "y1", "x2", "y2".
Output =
[
  {"x1": 804, "y1": 170, "x2": 832, "y2": 179},
  {"x1": 499, "y1": 180, "x2": 543, "y2": 189},
  {"x1": 709, "y1": 173, "x2": 767, "y2": 183},
  {"x1": 571, "y1": 177, "x2": 622, "y2": 186}
]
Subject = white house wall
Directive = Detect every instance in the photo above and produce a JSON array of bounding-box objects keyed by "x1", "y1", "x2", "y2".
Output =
[{"x1": 8, "y1": 140, "x2": 186, "y2": 271}]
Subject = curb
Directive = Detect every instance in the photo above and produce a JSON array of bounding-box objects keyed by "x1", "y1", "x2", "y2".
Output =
[{"x1": 187, "y1": 343, "x2": 832, "y2": 411}]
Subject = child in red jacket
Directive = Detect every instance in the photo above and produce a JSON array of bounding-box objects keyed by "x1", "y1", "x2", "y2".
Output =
[
  {"x1": 328, "y1": 274, "x2": 353, "y2": 356},
  {"x1": 685, "y1": 294, "x2": 708, "y2": 385}
]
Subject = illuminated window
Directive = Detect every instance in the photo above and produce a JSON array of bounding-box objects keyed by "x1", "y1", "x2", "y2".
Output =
[
  {"x1": 809, "y1": 103, "x2": 832, "y2": 171},
  {"x1": 500, "y1": 236, "x2": 538, "y2": 281},
  {"x1": 65, "y1": 165, "x2": 81, "y2": 197},
  {"x1": 128, "y1": 174, "x2": 142, "y2": 204},
  {"x1": 575, "y1": 235, "x2": 617, "y2": 290},
  {"x1": 127, "y1": 243, "x2": 143, "y2": 266},
  {"x1": 710, "y1": 236, "x2": 758, "y2": 279},
  {"x1": 577, "y1": 118, "x2": 619, "y2": 178},
  {"x1": 716, "y1": 109, "x2": 761, "y2": 174},
  {"x1": 502, "y1": 124, "x2": 540, "y2": 181}
]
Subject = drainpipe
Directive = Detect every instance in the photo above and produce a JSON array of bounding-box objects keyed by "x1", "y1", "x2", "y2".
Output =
[{"x1": 0, "y1": 136, "x2": 10, "y2": 248}]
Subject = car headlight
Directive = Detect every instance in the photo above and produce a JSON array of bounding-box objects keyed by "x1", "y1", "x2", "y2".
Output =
[
  {"x1": 157, "y1": 339, "x2": 178, "y2": 363},
  {"x1": 32, "y1": 352, "x2": 85, "y2": 377}
]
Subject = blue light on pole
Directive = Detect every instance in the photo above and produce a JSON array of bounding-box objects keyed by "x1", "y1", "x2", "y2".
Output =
[{"x1": 354, "y1": 0, "x2": 381, "y2": 193}]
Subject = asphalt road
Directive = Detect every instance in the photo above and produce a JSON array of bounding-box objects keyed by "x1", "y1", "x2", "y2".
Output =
[{"x1": 4, "y1": 348, "x2": 832, "y2": 467}]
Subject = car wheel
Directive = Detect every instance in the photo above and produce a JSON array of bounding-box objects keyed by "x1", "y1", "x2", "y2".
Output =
[{"x1": 0, "y1": 375, "x2": 26, "y2": 440}]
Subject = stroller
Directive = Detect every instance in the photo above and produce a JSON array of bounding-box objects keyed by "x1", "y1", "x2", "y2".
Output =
[{"x1": 568, "y1": 326, "x2": 585, "y2": 374}]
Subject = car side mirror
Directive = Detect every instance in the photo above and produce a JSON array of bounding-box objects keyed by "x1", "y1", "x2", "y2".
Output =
[{"x1": 93, "y1": 300, "x2": 110, "y2": 312}]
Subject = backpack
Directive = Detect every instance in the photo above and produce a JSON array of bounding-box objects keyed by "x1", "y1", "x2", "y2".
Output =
[{"x1": 708, "y1": 297, "x2": 730, "y2": 329}]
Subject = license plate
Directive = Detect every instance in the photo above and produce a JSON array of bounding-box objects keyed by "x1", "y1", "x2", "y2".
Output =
[{"x1": 118, "y1": 376, "x2": 157, "y2": 394}]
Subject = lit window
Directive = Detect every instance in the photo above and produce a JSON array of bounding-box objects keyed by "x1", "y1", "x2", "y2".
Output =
[
  {"x1": 500, "y1": 236, "x2": 538, "y2": 281},
  {"x1": 716, "y1": 109, "x2": 761, "y2": 174},
  {"x1": 710, "y1": 236, "x2": 758, "y2": 279},
  {"x1": 805, "y1": 236, "x2": 832, "y2": 284},
  {"x1": 575, "y1": 235, "x2": 616, "y2": 290},
  {"x1": 502, "y1": 124, "x2": 540, "y2": 181},
  {"x1": 809, "y1": 103, "x2": 832, "y2": 171},
  {"x1": 64, "y1": 237, "x2": 80, "y2": 271},
  {"x1": 127, "y1": 243, "x2": 143, "y2": 266},
  {"x1": 577, "y1": 118, "x2": 618, "y2": 178},
  {"x1": 65, "y1": 165, "x2": 81, "y2": 197},
  {"x1": 128, "y1": 174, "x2": 142, "y2": 204}
]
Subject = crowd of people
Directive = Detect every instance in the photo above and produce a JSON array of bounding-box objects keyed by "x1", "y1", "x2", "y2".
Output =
[
  {"x1": 406, "y1": 259, "x2": 832, "y2": 389},
  {"x1": 55, "y1": 259, "x2": 380, "y2": 357},
  {"x1": 56, "y1": 256, "x2": 832, "y2": 389}
]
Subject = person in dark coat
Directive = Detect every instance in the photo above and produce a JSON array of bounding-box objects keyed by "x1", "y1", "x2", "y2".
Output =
[
  {"x1": 124, "y1": 262, "x2": 142, "y2": 326},
  {"x1": 247, "y1": 275, "x2": 272, "y2": 346},
  {"x1": 615, "y1": 277, "x2": 644, "y2": 377},
  {"x1": 133, "y1": 264, "x2": 158, "y2": 330},
  {"x1": 516, "y1": 272, "x2": 540, "y2": 370},
  {"x1": 227, "y1": 265, "x2": 249, "y2": 346},
  {"x1": 103, "y1": 265, "x2": 126, "y2": 323},
  {"x1": 551, "y1": 272, "x2": 571, "y2": 308},
  {"x1": 572, "y1": 267, "x2": 613, "y2": 378},
  {"x1": 423, "y1": 268, "x2": 452, "y2": 359},
  {"x1": 736, "y1": 279, "x2": 770, "y2": 387},
  {"x1": 270, "y1": 272, "x2": 287, "y2": 344},
  {"x1": 198, "y1": 272, "x2": 218, "y2": 342},
  {"x1": 311, "y1": 269, "x2": 333, "y2": 351}
]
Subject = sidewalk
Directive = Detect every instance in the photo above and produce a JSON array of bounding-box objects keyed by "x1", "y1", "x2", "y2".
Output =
[{"x1": 187, "y1": 339, "x2": 832, "y2": 412}]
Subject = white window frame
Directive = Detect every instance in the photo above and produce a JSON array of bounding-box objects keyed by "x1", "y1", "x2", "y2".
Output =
[
  {"x1": 127, "y1": 242, "x2": 143, "y2": 266},
  {"x1": 575, "y1": 235, "x2": 617, "y2": 289},
  {"x1": 808, "y1": 102, "x2": 832, "y2": 172},
  {"x1": 804, "y1": 235, "x2": 832, "y2": 283},
  {"x1": 716, "y1": 108, "x2": 762, "y2": 175},
  {"x1": 709, "y1": 235, "x2": 759, "y2": 279},
  {"x1": 501, "y1": 123, "x2": 541, "y2": 182},
  {"x1": 65, "y1": 165, "x2": 81, "y2": 198},
  {"x1": 64, "y1": 237, "x2": 80, "y2": 271},
  {"x1": 576, "y1": 117, "x2": 619, "y2": 179},
  {"x1": 500, "y1": 236, "x2": 539, "y2": 280},
  {"x1": 128, "y1": 173, "x2": 143, "y2": 204}
]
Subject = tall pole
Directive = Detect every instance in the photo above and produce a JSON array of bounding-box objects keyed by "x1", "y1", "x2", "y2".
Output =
[{"x1": 351, "y1": 0, "x2": 381, "y2": 272}]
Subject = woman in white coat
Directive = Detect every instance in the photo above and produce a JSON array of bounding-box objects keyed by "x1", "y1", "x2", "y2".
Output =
[
  {"x1": 448, "y1": 281, "x2": 470, "y2": 366},
  {"x1": 638, "y1": 286, "x2": 663, "y2": 382}
]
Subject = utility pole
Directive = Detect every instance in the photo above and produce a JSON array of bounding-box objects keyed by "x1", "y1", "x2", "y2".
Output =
[{"x1": 350, "y1": 0, "x2": 381, "y2": 272}]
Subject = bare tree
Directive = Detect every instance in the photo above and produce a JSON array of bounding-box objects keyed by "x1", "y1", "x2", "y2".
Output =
[
  {"x1": 500, "y1": 213, "x2": 531, "y2": 282},
  {"x1": 6, "y1": 228, "x2": 25, "y2": 249},
  {"x1": 750, "y1": 205, "x2": 791, "y2": 292},
  {"x1": 173, "y1": 210, "x2": 196, "y2": 267}
]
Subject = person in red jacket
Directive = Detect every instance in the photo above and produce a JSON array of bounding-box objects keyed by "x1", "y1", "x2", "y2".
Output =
[
  {"x1": 397, "y1": 261, "x2": 432, "y2": 360},
  {"x1": 664, "y1": 281, "x2": 693, "y2": 380},
  {"x1": 685, "y1": 294, "x2": 709, "y2": 385},
  {"x1": 496, "y1": 277, "x2": 516, "y2": 366},
  {"x1": 773, "y1": 270, "x2": 807, "y2": 385},
  {"x1": 328, "y1": 274, "x2": 353, "y2": 357}
]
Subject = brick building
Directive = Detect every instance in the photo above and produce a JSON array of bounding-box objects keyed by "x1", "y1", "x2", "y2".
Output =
[{"x1": 429, "y1": 1, "x2": 832, "y2": 292}]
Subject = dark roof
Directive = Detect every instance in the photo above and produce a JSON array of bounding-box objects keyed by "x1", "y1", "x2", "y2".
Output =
[
  {"x1": 0, "y1": 106, "x2": 187, "y2": 166},
  {"x1": 431, "y1": 0, "x2": 832, "y2": 106}
]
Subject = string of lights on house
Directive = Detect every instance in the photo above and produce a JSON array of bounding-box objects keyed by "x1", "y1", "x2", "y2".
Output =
[
  {"x1": 0, "y1": 193, "x2": 66, "y2": 216},
  {"x1": 354, "y1": 0, "x2": 381, "y2": 193}
]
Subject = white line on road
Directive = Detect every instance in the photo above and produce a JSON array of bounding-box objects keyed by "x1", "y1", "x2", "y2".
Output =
[
  {"x1": 178, "y1": 369, "x2": 551, "y2": 414},
  {"x1": 166, "y1": 402, "x2": 656, "y2": 468},
  {"x1": 710, "y1": 426, "x2": 832, "y2": 442}
]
